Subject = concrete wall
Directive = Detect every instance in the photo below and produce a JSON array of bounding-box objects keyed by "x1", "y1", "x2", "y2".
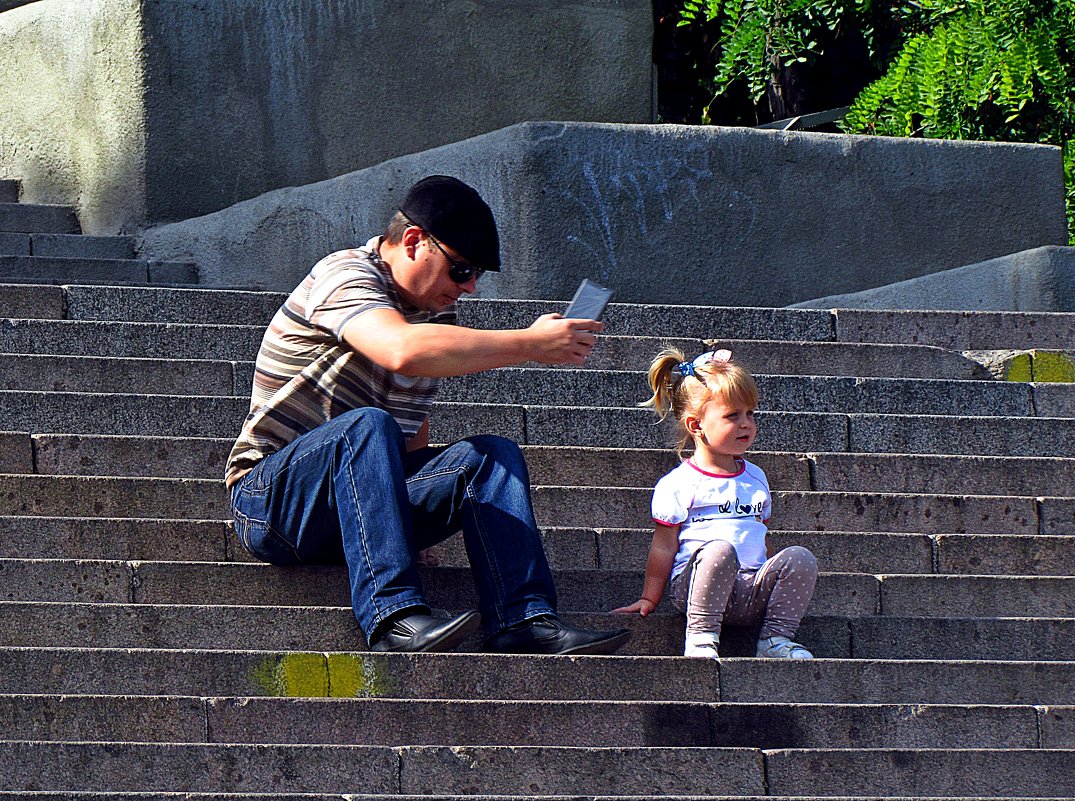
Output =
[
  {"x1": 139, "y1": 122, "x2": 1068, "y2": 306},
  {"x1": 792, "y1": 247, "x2": 1075, "y2": 312},
  {"x1": 0, "y1": 0, "x2": 653, "y2": 234},
  {"x1": 0, "y1": 0, "x2": 147, "y2": 234}
]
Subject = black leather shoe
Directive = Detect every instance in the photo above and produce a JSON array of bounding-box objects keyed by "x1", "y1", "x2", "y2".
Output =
[
  {"x1": 483, "y1": 615, "x2": 630, "y2": 655},
  {"x1": 369, "y1": 609, "x2": 481, "y2": 653}
]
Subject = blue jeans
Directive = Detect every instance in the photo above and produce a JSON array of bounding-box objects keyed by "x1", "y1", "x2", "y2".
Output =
[{"x1": 229, "y1": 407, "x2": 557, "y2": 639}]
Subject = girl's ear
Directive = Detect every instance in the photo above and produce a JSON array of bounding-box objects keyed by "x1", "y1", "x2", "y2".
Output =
[{"x1": 684, "y1": 414, "x2": 702, "y2": 437}]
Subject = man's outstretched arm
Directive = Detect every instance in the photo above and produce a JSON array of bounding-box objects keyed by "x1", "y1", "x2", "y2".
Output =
[{"x1": 340, "y1": 307, "x2": 603, "y2": 377}]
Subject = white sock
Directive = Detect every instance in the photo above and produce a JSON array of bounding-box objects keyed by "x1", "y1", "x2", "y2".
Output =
[{"x1": 683, "y1": 630, "x2": 720, "y2": 657}]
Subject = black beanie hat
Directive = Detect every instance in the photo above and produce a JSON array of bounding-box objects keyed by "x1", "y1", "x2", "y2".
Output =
[{"x1": 399, "y1": 175, "x2": 501, "y2": 271}]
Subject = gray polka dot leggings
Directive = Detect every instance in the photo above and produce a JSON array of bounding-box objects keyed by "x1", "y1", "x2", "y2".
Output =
[{"x1": 670, "y1": 541, "x2": 818, "y2": 640}]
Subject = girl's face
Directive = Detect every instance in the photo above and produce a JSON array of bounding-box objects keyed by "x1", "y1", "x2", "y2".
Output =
[{"x1": 686, "y1": 397, "x2": 757, "y2": 472}]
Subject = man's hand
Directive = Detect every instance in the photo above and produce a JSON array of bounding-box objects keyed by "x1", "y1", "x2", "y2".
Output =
[{"x1": 525, "y1": 313, "x2": 604, "y2": 366}]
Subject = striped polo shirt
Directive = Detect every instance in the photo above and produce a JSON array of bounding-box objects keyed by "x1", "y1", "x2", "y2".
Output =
[{"x1": 224, "y1": 238, "x2": 455, "y2": 488}]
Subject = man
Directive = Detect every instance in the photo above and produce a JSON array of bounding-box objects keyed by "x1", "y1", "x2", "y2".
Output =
[{"x1": 225, "y1": 175, "x2": 630, "y2": 655}]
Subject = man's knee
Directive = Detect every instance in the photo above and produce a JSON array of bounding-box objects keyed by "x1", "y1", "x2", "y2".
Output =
[
  {"x1": 335, "y1": 407, "x2": 405, "y2": 445},
  {"x1": 464, "y1": 434, "x2": 527, "y2": 471},
  {"x1": 468, "y1": 434, "x2": 522, "y2": 457}
]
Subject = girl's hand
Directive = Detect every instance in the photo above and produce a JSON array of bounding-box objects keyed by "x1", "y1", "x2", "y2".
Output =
[{"x1": 612, "y1": 598, "x2": 657, "y2": 616}]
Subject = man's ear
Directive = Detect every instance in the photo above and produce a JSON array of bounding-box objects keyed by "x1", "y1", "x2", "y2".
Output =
[{"x1": 400, "y1": 225, "x2": 424, "y2": 257}]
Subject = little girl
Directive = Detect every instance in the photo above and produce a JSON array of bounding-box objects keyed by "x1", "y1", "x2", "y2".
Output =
[{"x1": 614, "y1": 348, "x2": 818, "y2": 659}]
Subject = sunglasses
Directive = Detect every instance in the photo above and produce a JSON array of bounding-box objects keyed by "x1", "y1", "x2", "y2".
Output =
[{"x1": 427, "y1": 235, "x2": 485, "y2": 285}]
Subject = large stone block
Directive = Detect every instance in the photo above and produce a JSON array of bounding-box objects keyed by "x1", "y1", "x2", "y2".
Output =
[
  {"x1": 140, "y1": 122, "x2": 1066, "y2": 302},
  {"x1": 0, "y1": 0, "x2": 652, "y2": 234},
  {"x1": 794, "y1": 246, "x2": 1075, "y2": 312}
]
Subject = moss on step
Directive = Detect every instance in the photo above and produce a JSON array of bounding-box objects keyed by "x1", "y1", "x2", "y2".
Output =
[
  {"x1": 250, "y1": 652, "x2": 398, "y2": 697},
  {"x1": 327, "y1": 653, "x2": 398, "y2": 698},
  {"x1": 1002, "y1": 351, "x2": 1075, "y2": 383},
  {"x1": 251, "y1": 652, "x2": 327, "y2": 696}
]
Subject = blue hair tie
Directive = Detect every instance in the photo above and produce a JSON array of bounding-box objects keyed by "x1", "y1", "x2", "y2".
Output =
[
  {"x1": 673, "y1": 349, "x2": 733, "y2": 380},
  {"x1": 673, "y1": 360, "x2": 696, "y2": 378}
]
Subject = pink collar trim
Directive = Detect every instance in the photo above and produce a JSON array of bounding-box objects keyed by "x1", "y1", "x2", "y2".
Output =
[{"x1": 686, "y1": 458, "x2": 745, "y2": 478}]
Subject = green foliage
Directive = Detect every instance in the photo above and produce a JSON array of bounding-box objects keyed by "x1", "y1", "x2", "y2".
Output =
[
  {"x1": 840, "y1": 0, "x2": 1075, "y2": 244},
  {"x1": 669, "y1": 0, "x2": 1075, "y2": 243},
  {"x1": 679, "y1": 0, "x2": 873, "y2": 119}
]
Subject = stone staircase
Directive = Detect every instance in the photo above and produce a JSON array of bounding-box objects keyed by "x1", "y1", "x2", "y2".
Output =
[
  {"x1": 0, "y1": 254, "x2": 1074, "y2": 796},
  {"x1": 0, "y1": 180, "x2": 197, "y2": 286}
]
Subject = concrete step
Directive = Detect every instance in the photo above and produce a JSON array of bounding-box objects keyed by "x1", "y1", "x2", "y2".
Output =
[
  {"x1": 846, "y1": 413, "x2": 1075, "y2": 457},
  {"x1": 0, "y1": 233, "x2": 28, "y2": 255},
  {"x1": 0, "y1": 203, "x2": 79, "y2": 234},
  {"x1": 603, "y1": 528, "x2": 1075, "y2": 577},
  {"x1": 6, "y1": 796, "x2": 1007, "y2": 801},
  {"x1": 4, "y1": 435, "x2": 1072, "y2": 500},
  {"x1": 3, "y1": 390, "x2": 1075, "y2": 457},
  {"x1": 0, "y1": 319, "x2": 991, "y2": 381},
  {"x1": 703, "y1": 338, "x2": 991, "y2": 380},
  {"x1": 4, "y1": 647, "x2": 1073, "y2": 705},
  {"x1": 0, "y1": 256, "x2": 197, "y2": 286},
  {"x1": 0, "y1": 392, "x2": 833, "y2": 451},
  {"x1": 7, "y1": 282, "x2": 1075, "y2": 353},
  {"x1": 0, "y1": 473, "x2": 1063, "y2": 535},
  {"x1": 0, "y1": 179, "x2": 19, "y2": 203},
  {"x1": 0, "y1": 318, "x2": 263, "y2": 360},
  {"x1": 532, "y1": 485, "x2": 1064, "y2": 534},
  {"x1": 438, "y1": 368, "x2": 1046, "y2": 416},
  {"x1": 0, "y1": 353, "x2": 1040, "y2": 416},
  {"x1": 466, "y1": 301, "x2": 1075, "y2": 356},
  {"x1": 0, "y1": 517, "x2": 235, "y2": 562},
  {"x1": 877, "y1": 575, "x2": 1075, "y2": 617},
  {"x1": 0, "y1": 234, "x2": 135, "y2": 259},
  {"x1": 0, "y1": 560, "x2": 876, "y2": 617},
  {"x1": 0, "y1": 351, "x2": 1056, "y2": 415},
  {"x1": 51, "y1": 285, "x2": 286, "y2": 325},
  {"x1": 3, "y1": 515, "x2": 1073, "y2": 578},
  {"x1": 32, "y1": 234, "x2": 135, "y2": 260},
  {"x1": 836, "y1": 308, "x2": 1075, "y2": 351},
  {"x1": 2, "y1": 602, "x2": 1073, "y2": 660},
  {"x1": 0, "y1": 354, "x2": 242, "y2": 395},
  {"x1": 0, "y1": 284, "x2": 65, "y2": 318},
  {"x1": 0, "y1": 694, "x2": 1064, "y2": 750},
  {"x1": 0, "y1": 742, "x2": 1069, "y2": 796},
  {"x1": 523, "y1": 406, "x2": 1075, "y2": 456},
  {"x1": 6, "y1": 558, "x2": 1074, "y2": 619},
  {"x1": 806, "y1": 452, "x2": 1075, "y2": 497}
]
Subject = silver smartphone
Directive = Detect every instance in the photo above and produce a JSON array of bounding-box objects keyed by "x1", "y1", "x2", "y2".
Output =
[{"x1": 564, "y1": 278, "x2": 613, "y2": 320}]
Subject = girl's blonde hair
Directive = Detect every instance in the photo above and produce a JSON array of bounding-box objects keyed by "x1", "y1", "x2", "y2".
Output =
[{"x1": 641, "y1": 346, "x2": 759, "y2": 456}]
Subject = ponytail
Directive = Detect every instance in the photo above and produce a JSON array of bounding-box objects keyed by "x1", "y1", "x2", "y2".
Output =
[{"x1": 640, "y1": 346, "x2": 686, "y2": 422}]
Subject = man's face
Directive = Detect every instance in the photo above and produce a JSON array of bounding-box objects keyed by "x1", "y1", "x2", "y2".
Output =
[{"x1": 397, "y1": 231, "x2": 481, "y2": 312}]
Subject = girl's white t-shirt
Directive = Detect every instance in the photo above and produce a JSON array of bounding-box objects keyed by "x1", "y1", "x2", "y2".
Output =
[{"x1": 651, "y1": 458, "x2": 771, "y2": 578}]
